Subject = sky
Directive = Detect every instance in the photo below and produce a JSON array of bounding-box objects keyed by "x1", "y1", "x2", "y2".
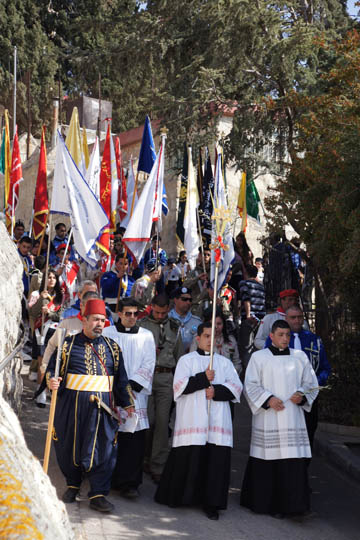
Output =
[{"x1": 347, "y1": 0, "x2": 360, "y2": 18}]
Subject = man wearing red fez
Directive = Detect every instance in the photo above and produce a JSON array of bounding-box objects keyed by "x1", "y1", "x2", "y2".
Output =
[
  {"x1": 254, "y1": 289, "x2": 299, "y2": 350},
  {"x1": 47, "y1": 298, "x2": 135, "y2": 513}
]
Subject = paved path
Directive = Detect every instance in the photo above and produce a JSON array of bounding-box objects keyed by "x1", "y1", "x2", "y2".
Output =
[{"x1": 20, "y1": 368, "x2": 360, "y2": 540}]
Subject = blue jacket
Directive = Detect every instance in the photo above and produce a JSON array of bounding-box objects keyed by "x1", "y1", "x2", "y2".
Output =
[
  {"x1": 265, "y1": 329, "x2": 331, "y2": 386},
  {"x1": 100, "y1": 271, "x2": 134, "y2": 300}
]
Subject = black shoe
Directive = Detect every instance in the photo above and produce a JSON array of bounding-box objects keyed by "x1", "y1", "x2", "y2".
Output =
[
  {"x1": 120, "y1": 488, "x2": 139, "y2": 499},
  {"x1": 89, "y1": 496, "x2": 114, "y2": 513},
  {"x1": 62, "y1": 488, "x2": 79, "y2": 503},
  {"x1": 204, "y1": 507, "x2": 219, "y2": 520}
]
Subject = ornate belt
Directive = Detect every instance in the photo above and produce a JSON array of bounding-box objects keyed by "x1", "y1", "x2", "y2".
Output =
[{"x1": 66, "y1": 374, "x2": 113, "y2": 392}]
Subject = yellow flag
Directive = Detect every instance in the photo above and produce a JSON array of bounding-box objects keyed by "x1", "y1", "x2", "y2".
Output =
[
  {"x1": 65, "y1": 107, "x2": 84, "y2": 170},
  {"x1": 82, "y1": 126, "x2": 90, "y2": 170},
  {"x1": 3, "y1": 110, "x2": 11, "y2": 230},
  {"x1": 237, "y1": 171, "x2": 247, "y2": 232}
]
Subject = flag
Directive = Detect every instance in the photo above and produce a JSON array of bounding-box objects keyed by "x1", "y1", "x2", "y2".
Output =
[
  {"x1": 51, "y1": 131, "x2": 108, "y2": 267},
  {"x1": 98, "y1": 123, "x2": 116, "y2": 254},
  {"x1": 109, "y1": 128, "x2": 119, "y2": 230},
  {"x1": 197, "y1": 148, "x2": 203, "y2": 206},
  {"x1": 121, "y1": 159, "x2": 138, "y2": 227},
  {"x1": 210, "y1": 153, "x2": 235, "y2": 292},
  {"x1": 138, "y1": 115, "x2": 168, "y2": 216},
  {"x1": 32, "y1": 127, "x2": 48, "y2": 240},
  {"x1": 65, "y1": 107, "x2": 85, "y2": 174},
  {"x1": 7, "y1": 127, "x2": 23, "y2": 231},
  {"x1": 183, "y1": 147, "x2": 200, "y2": 270},
  {"x1": 82, "y1": 127, "x2": 90, "y2": 170},
  {"x1": 85, "y1": 136, "x2": 100, "y2": 199},
  {"x1": 246, "y1": 171, "x2": 260, "y2": 222},
  {"x1": 237, "y1": 171, "x2": 247, "y2": 232},
  {"x1": 122, "y1": 136, "x2": 166, "y2": 264},
  {"x1": 176, "y1": 143, "x2": 188, "y2": 245},
  {"x1": 1, "y1": 111, "x2": 11, "y2": 227},
  {"x1": 115, "y1": 136, "x2": 127, "y2": 222},
  {"x1": 200, "y1": 148, "x2": 214, "y2": 243}
]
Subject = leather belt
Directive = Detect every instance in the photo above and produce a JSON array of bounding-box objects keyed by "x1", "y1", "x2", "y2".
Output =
[{"x1": 154, "y1": 366, "x2": 173, "y2": 374}]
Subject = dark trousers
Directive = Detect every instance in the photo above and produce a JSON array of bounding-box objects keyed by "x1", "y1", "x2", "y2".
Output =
[
  {"x1": 112, "y1": 430, "x2": 146, "y2": 490},
  {"x1": 305, "y1": 398, "x2": 319, "y2": 450}
]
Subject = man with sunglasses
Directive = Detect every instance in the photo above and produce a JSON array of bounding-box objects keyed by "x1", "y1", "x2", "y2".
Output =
[
  {"x1": 168, "y1": 287, "x2": 202, "y2": 353},
  {"x1": 103, "y1": 298, "x2": 156, "y2": 499},
  {"x1": 139, "y1": 294, "x2": 184, "y2": 484}
]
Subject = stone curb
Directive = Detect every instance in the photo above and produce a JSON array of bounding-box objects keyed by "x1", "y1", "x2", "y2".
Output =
[{"x1": 314, "y1": 431, "x2": 360, "y2": 483}]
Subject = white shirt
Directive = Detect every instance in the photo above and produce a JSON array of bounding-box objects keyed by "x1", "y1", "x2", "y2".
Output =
[
  {"x1": 172, "y1": 351, "x2": 242, "y2": 448},
  {"x1": 244, "y1": 347, "x2": 318, "y2": 460},
  {"x1": 103, "y1": 326, "x2": 156, "y2": 431}
]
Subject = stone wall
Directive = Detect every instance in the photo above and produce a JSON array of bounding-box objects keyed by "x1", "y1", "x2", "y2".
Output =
[
  {"x1": 0, "y1": 222, "x2": 74, "y2": 539},
  {"x1": 0, "y1": 222, "x2": 24, "y2": 413}
]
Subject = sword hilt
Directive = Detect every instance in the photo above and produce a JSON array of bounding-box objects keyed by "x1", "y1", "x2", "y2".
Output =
[{"x1": 89, "y1": 394, "x2": 100, "y2": 408}]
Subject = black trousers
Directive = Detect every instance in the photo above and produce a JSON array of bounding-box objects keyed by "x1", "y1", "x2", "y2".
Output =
[{"x1": 112, "y1": 429, "x2": 146, "y2": 490}]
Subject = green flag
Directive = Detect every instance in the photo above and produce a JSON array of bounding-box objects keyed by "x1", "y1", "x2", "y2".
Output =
[{"x1": 246, "y1": 172, "x2": 260, "y2": 221}]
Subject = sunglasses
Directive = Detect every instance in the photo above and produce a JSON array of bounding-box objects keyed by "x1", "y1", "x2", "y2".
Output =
[
  {"x1": 180, "y1": 297, "x2": 192, "y2": 302},
  {"x1": 124, "y1": 311, "x2": 138, "y2": 317}
]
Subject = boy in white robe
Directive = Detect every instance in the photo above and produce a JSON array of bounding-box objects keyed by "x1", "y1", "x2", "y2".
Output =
[
  {"x1": 155, "y1": 321, "x2": 242, "y2": 520},
  {"x1": 241, "y1": 319, "x2": 318, "y2": 519},
  {"x1": 103, "y1": 298, "x2": 156, "y2": 498}
]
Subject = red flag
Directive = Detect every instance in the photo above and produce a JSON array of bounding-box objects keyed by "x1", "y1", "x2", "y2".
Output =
[
  {"x1": 7, "y1": 127, "x2": 23, "y2": 232},
  {"x1": 115, "y1": 136, "x2": 127, "y2": 222},
  {"x1": 97, "y1": 124, "x2": 112, "y2": 254},
  {"x1": 32, "y1": 127, "x2": 49, "y2": 239}
]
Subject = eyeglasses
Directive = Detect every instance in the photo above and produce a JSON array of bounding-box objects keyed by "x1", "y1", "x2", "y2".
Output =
[
  {"x1": 124, "y1": 311, "x2": 138, "y2": 317},
  {"x1": 180, "y1": 297, "x2": 192, "y2": 302}
]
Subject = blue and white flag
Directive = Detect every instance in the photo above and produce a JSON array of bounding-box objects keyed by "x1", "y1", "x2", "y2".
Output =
[
  {"x1": 210, "y1": 153, "x2": 235, "y2": 291},
  {"x1": 123, "y1": 136, "x2": 166, "y2": 264},
  {"x1": 184, "y1": 146, "x2": 200, "y2": 270},
  {"x1": 138, "y1": 115, "x2": 168, "y2": 216},
  {"x1": 51, "y1": 131, "x2": 108, "y2": 267}
]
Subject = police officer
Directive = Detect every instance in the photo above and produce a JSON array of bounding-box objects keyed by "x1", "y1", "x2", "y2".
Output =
[
  {"x1": 168, "y1": 287, "x2": 202, "y2": 352},
  {"x1": 139, "y1": 294, "x2": 184, "y2": 483}
]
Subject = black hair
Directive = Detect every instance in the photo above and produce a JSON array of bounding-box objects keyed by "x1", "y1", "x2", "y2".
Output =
[
  {"x1": 115, "y1": 253, "x2": 128, "y2": 263},
  {"x1": 151, "y1": 294, "x2": 170, "y2": 307},
  {"x1": 55, "y1": 222, "x2": 66, "y2": 230},
  {"x1": 197, "y1": 321, "x2": 212, "y2": 337},
  {"x1": 18, "y1": 236, "x2": 32, "y2": 245},
  {"x1": 15, "y1": 220, "x2": 25, "y2": 228},
  {"x1": 202, "y1": 308, "x2": 230, "y2": 343},
  {"x1": 118, "y1": 297, "x2": 140, "y2": 311},
  {"x1": 271, "y1": 319, "x2": 291, "y2": 333},
  {"x1": 246, "y1": 265, "x2": 258, "y2": 278},
  {"x1": 34, "y1": 255, "x2": 46, "y2": 271},
  {"x1": 39, "y1": 267, "x2": 63, "y2": 306}
]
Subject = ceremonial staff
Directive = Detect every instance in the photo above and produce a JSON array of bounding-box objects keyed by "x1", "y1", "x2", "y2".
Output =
[{"x1": 43, "y1": 327, "x2": 66, "y2": 473}]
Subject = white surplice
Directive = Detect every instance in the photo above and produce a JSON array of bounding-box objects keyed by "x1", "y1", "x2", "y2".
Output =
[
  {"x1": 172, "y1": 351, "x2": 243, "y2": 448},
  {"x1": 103, "y1": 326, "x2": 156, "y2": 431},
  {"x1": 245, "y1": 348, "x2": 319, "y2": 460}
]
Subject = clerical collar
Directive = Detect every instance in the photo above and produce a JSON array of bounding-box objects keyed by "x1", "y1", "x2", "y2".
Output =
[
  {"x1": 116, "y1": 321, "x2": 139, "y2": 334},
  {"x1": 197, "y1": 348, "x2": 210, "y2": 356},
  {"x1": 269, "y1": 344, "x2": 290, "y2": 356}
]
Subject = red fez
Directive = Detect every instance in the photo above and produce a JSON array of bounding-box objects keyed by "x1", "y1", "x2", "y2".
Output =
[
  {"x1": 279, "y1": 289, "x2": 299, "y2": 298},
  {"x1": 56, "y1": 243, "x2": 67, "y2": 253},
  {"x1": 83, "y1": 299, "x2": 106, "y2": 317}
]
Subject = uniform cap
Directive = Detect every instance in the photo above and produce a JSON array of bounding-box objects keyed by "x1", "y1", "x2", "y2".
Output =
[
  {"x1": 83, "y1": 299, "x2": 106, "y2": 317},
  {"x1": 146, "y1": 258, "x2": 158, "y2": 272},
  {"x1": 173, "y1": 286, "x2": 192, "y2": 298},
  {"x1": 56, "y1": 243, "x2": 67, "y2": 253},
  {"x1": 279, "y1": 289, "x2": 299, "y2": 298}
]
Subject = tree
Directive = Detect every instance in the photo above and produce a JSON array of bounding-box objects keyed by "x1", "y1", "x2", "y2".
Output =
[{"x1": 0, "y1": 0, "x2": 59, "y2": 138}]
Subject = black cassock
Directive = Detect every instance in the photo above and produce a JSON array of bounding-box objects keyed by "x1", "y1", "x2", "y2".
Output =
[{"x1": 46, "y1": 332, "x2": 133, "y2": 498}]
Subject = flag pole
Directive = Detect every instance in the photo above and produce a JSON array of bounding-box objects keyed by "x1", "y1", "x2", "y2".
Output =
[
  {"x1": 40, "y1": 214, "x2": 53, "y2": 346},
  {"x1": 43, "y1": 327, "x2": 66, "y2": 473},
  {"x1": 13, "y1": 46, "x2": 17, "y2": 138},
  {"x1": 61, "y1": 228, "x2": 73, "y2": 266},
  {"x1": 196, "y1": 208, "x2": 206, "y2": 274}
]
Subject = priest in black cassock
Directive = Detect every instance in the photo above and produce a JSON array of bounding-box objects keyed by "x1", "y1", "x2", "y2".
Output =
[
  {"x1": 155, "y1": 321, "x2": 242, "y2": 520},
  {"x1": 47, "y1": 299, "x2": 135, "y2": 513},
  {"x1": 240, "y1": 319, "x2": 318, "y2": 519}
]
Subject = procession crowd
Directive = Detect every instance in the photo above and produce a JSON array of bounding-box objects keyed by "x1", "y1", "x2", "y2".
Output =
[{"x1": 13, "y1": 217, "x2": 331, "y2": 522}]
